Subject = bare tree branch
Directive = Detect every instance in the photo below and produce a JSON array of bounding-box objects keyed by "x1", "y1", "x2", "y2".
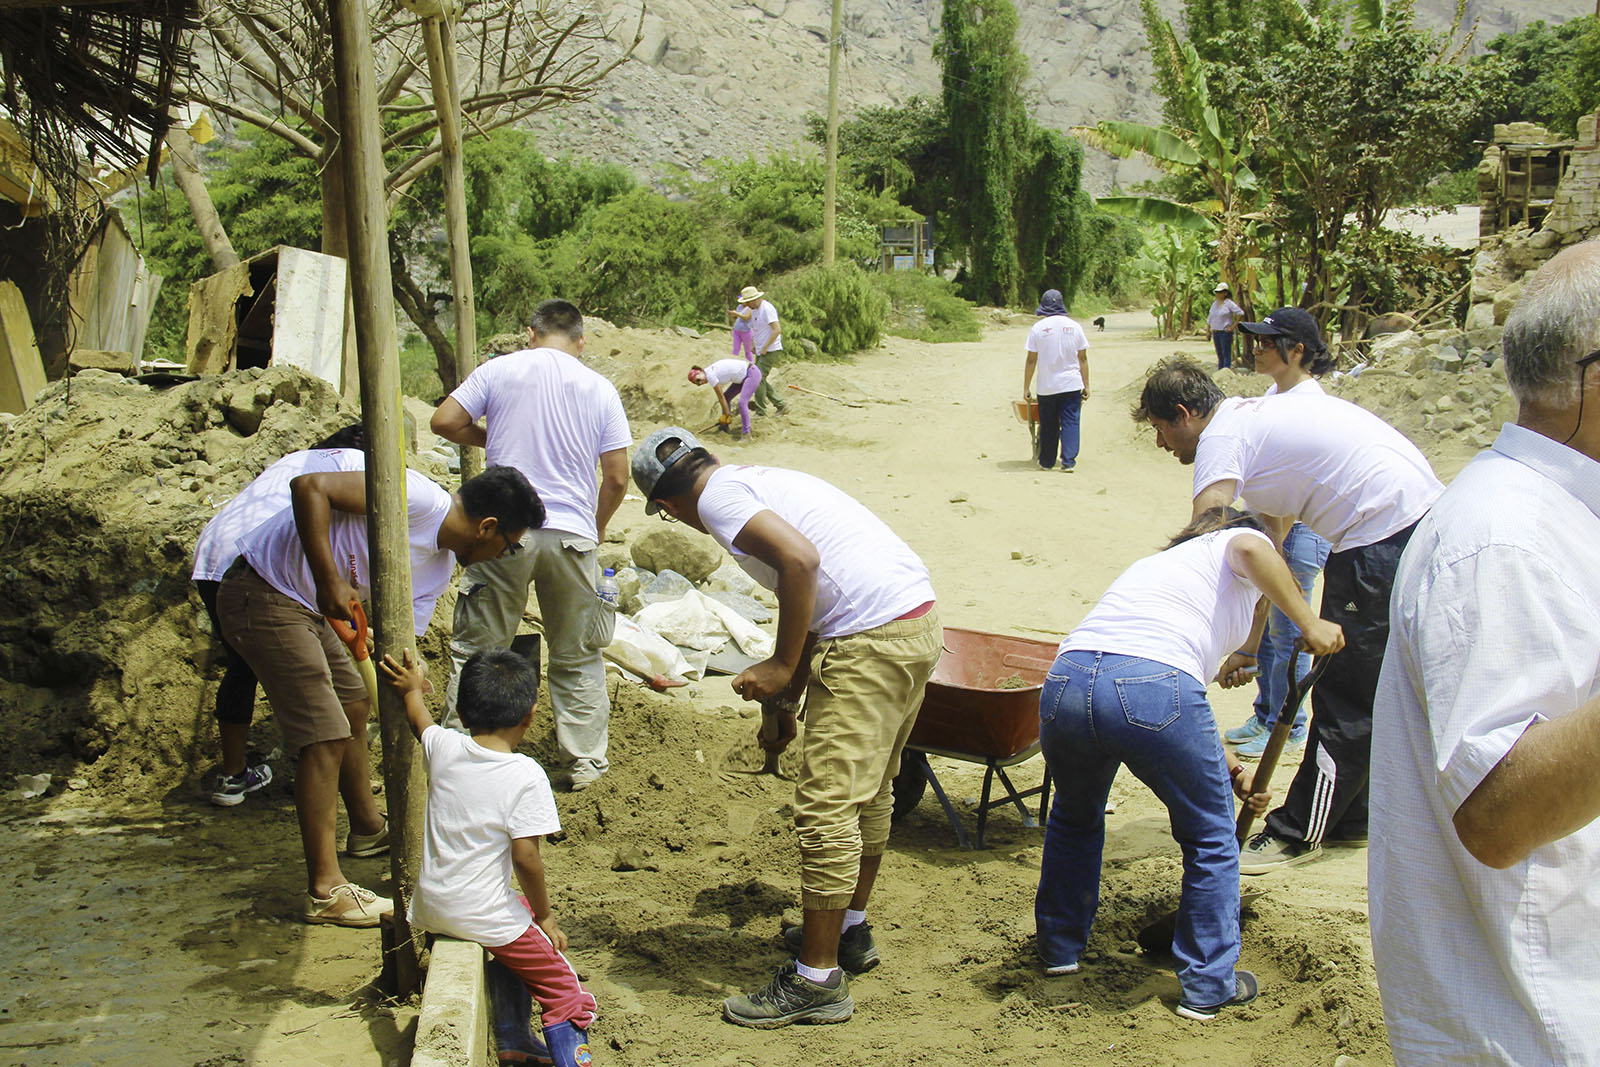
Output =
[{"x1": 181, "y1": 91, "x2": 323, "y2": 158}]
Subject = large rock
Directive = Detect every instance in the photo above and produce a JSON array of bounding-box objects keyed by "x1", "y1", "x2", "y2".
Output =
[
  {"x1": 630, "y1": 526, "x2": 723, "y2": 583},
  {"x1": 68, "y1": 349, "x2": 136, "y2": 376}
]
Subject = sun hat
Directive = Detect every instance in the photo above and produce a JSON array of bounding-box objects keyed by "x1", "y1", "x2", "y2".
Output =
[
  {"x1": 1213, "y1": 282, "x2": 1231, "y2": 293},
  {"x1": 738, "y1": 285, "x2": 764, "y2": 304},
  {"x1": 687, "y1": 367, "x2": 704, "y2": 384},
  {"x1": 1035, "y1": 289, "x2": 1067, "y2": 317},
  {"x1": 1237, "y1": 307, "x2": 1324, "y2": 352},
  {"x1": 631, "y1": 426, "x2": 706, "y2": 514}
]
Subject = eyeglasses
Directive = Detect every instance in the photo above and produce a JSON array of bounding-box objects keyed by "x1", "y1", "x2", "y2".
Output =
[
  {"x1": 1559, "y1": 350, "x2": 1600, "y2": 445},
  {"x1": 654, "y1": 507, "x2": 678, "y2": 523},
  {"x1": 500, "y1": 531, "x2": 523, "y2": 557}
]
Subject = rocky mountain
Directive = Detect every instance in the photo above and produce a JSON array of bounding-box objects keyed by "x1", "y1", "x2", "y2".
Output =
[{"x1": 534, "y1": 0, "x2": 1589, "y2": 193}]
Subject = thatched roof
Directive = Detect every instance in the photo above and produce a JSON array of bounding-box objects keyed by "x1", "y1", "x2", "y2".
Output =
[{"x1": 0, "y1": 0, "x2": 198, "y2": 185}]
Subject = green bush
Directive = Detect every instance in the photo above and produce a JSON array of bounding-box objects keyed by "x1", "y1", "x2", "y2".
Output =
[
  {"x1": 868, "y1": 270, "x2": 981, "y2": 343},
  {"x1": 767, "y1": 262, "x2": 889, "y2": 357},
  {"x1": 399, "y1": 334, "x2": 444, "y2": 401}
]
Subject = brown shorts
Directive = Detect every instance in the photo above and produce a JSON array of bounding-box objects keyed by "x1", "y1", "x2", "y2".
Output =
[{"x1": 216, "y1": 565, "x2": 368, "y2": 754}]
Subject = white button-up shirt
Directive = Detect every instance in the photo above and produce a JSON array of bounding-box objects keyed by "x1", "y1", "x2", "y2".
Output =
[{"x1": 1371, "y1": 422, "x2": 1600, "y2": 1066}]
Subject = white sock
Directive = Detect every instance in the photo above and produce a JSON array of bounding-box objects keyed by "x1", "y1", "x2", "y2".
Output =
[
  {"x1": 843, "y1": 909, "x2": 867, "y2": 931},
  {"x1": 795, "y1": 960, "x2": 838, "y2": 984}
]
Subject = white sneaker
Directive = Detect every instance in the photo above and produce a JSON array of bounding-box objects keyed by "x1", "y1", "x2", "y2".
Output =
[{"x1": 304, "y1": 883, "x2": 392, "y2": 927}]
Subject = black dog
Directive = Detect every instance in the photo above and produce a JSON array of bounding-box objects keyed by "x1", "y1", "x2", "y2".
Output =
[{"x1": 1092, "y1": 316, "x2": 1106, "y2": 331}]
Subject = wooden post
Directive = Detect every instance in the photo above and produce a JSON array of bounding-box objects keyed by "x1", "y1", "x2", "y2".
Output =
[
  {"x1": 422, "y1": 12, "x2": 483, "y2": 480},
  {"x1": 328, "y1": 0, "x2": 426, "y2": 996},
  {"x1": 822, "y1": 0, "x2": 842, "y2": 266}
]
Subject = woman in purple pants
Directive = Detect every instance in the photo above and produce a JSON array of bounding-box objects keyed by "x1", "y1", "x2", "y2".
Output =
[{"x1": 689, "y1": 359, "x2": 763, "y2": 438}]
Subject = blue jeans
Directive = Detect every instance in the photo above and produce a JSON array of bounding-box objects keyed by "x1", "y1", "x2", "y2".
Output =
[
  {"x1": 1036, "y1": 390, "x2": 1082, "y2": 469},
  {"x1": 1251, "y1": 522, "x2": 1332, "y2": 730},
  {"x1": 1036, "y1": 651, "x2": 1240, "y2": 1008},
  {"x1": 1212, "y1": 330, "x2": 1233, "y2": 369}
]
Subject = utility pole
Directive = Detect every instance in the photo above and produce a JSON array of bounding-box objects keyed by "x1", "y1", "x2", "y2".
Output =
[
  {"x1": 822, "y1": 0, "x2": 842, "y2": 266},
  {"x1": 328, "y1": 0, "x2": 425, "y2": 996}
]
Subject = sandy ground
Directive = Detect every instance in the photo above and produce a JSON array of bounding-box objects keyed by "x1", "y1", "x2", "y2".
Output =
[{"x1": 0, "y1": 311, "x2": 1423, "y2": 1066}]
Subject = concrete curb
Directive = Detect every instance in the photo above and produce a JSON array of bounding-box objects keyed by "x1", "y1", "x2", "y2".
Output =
[{"x1": 412, "y1": 937, "x2": 489, "y2": 1067}]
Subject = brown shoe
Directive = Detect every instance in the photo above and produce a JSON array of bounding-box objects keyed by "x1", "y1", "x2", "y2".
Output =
[{"x1": 304, "y1": 883, "x2": 392, "y2": 927}]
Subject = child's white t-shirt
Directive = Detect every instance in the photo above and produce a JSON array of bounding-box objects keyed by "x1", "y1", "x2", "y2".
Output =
[{"x1": 408, "y1": 725, "x2": 561, "y2": 946}]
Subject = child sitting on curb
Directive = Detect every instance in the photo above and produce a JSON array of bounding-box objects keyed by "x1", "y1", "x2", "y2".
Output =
[{"x1": 381, "y1": 647, "x2": 597, "y2": 1066}]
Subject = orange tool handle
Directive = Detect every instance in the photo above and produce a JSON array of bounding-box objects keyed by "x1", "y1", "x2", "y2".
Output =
[{"x1": 327, "y1": 600, "x2": 370, "y2": 661}]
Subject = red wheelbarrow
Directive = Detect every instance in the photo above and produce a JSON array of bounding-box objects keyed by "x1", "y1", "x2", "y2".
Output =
[
  {"x1": 1012, "y1": 398, "x2": 1040, "y2": 459},
  {"x1": 893, "y1": 627, "x2": 1058, "y2": 848}
]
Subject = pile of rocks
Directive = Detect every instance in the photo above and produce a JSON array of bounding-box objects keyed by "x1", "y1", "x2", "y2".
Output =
[{"x1": 601, "y1": 525, "x2": 775, "y2": 623}]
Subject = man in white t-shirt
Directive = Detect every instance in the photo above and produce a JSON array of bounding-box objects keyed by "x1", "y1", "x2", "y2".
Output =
[
  {"x1": 739, "y1": 284, "x2": 788, "y2": 415},
  {"x1": 1022, "y1": 288, "x2": 1091, "y2": 471},
  {"x1": 190, "y1": 425, "x2": 364, "y2": 807},
  {"x1": 1370, "y1": 241, "x2": 1600, "y2": 1065},
  {"x1": 216, "y1": 463, "x2": 544, "y2": 927},
  {"x1": 1134, "y1": 339, "x2": 1443, "y2": 874},
  {"x1": 432, "y1": 299, "x2": 632, "y2": 791},
  {"x1": 631, "y1": 426, "x2": 940, "y2": 1029}
]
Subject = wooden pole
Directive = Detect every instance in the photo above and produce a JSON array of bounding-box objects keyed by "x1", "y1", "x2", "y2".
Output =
[
  {"x1": 327, "y1": 0, "x2": 426, "y2": 996},
  {"x1": 422, "y1": 14, "x2": 482, "y2": 480},
  {"x1": 822, "y1": 0, "x2": 842, "y2": 266}
]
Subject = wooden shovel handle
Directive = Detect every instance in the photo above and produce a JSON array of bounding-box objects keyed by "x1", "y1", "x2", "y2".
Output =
[{"x1": 1235, "y1": 646, "x2": 1333, "y2": 845}]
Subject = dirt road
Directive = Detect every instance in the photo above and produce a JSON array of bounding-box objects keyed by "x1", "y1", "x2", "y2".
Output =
[{"x1": 0, "y1": 311, "x2": 1394, "y2": 1066}]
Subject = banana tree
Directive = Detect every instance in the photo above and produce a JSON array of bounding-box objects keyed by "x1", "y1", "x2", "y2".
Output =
[{"x1": 1073, "y1": 38, "x2": 1263, "y2": 306}]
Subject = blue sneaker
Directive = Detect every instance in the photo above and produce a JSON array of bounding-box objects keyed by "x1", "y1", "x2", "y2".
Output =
[
  {"x1": 1235, "y1": 724, "x2": 1308, "y2": 761},
  {"x1": 1224, "y1": 716, "x2": 1268, "y2": 745}
]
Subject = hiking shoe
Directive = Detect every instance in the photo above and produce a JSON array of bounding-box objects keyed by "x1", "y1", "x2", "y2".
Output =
[
  {"x1": 209, "y1": 760, "x2": 273, "y2": 807},
  {"x1": 1224, "y1": 716, "x2": 1269, "y2": 745},
  {"x1": 304, "y1": 883, "x2": 392, "y2": 927},
  {"x1": 782, "y1": 921, "x2": 881, "y2": 974},
  {"x1": 345, "y1": 820, "x2": 390, "y2": 858},
  {"x1": 1176, "y1": 969, "x2": 1259, "y2": 1020},
  {"x1": 1239, "y1": 831, "x2": 1322, "y2": 876},
  {"x1": 722, "y1": 960, "x2": 853, "y2": 1028}
]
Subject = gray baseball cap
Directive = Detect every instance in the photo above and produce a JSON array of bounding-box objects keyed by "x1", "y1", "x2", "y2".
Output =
[{"x1": 631, "y1": 426, "x2": 705, "y2": 514}]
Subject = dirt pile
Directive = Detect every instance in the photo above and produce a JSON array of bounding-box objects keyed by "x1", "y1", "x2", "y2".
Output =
[{"x1": 0, "y1": 367, "x2": 363, "y2": 793}]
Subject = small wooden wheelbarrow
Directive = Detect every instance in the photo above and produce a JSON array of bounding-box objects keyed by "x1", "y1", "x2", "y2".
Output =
[
  {"x1": 893, "y1": 627, "x2": 1058, "y2": 848},
  {"x1": 1011, "y1": 398, "x2": 1039, "y2": 459}
]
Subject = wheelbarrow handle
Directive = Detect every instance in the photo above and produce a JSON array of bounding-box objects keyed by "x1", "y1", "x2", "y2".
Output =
[
  {"x1": 327, "y1": 599, "x2": 370, "y2": 661},
  {"x1": 1235, "y1": 643, "x2": 1334, "y2": 846}
]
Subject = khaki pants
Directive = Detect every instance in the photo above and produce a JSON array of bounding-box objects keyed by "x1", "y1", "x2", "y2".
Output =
[
  {"x1": 446, "y1": 527, "x2": 616, "y2": 773},
  {"x1": 794, "y1": 607, "x2": 941, "y2": 910}
]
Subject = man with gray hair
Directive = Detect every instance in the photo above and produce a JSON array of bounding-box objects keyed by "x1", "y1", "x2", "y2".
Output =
[{"x1": 1369, "y1": 239, "x2": 1600, "y2": 1064}]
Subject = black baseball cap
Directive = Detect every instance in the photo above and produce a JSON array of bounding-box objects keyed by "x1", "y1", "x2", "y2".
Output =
[{"x1": 1238, "y1": 307, "x2": 1323, "y2": 351}]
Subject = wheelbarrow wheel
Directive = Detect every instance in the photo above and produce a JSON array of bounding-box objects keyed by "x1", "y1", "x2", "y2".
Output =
[{"x1": 892, "y1": 750, "x2": 929, "y2": 821}]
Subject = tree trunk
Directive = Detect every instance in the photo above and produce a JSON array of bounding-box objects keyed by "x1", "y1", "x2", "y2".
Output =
[
  {"x1": 320, "y1": 139, "x2": 362, "y2": 403},
  {"x1": 166, "y1": 123, "x2": 240, "y2": 272},
  {"x1": 423, "y1": 14, "x2": 481, "y2": 477},
  {"x1": 391, "y1": 247, "x2": 455, "y2": 397}
]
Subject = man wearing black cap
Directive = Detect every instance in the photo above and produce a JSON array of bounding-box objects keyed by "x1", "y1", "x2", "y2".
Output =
[
  {"x1": 1133, "y1": 314, "x2": 1443, "y2": 874},
  {"x1": 630, "y1": 426, "x2": 940, "y2": 1028},
  {"x1": 1023, "y1": 288, "x2": 1091, "y2": 471}
]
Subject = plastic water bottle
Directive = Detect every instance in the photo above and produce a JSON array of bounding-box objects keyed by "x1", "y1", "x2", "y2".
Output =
[{"x1": 597, "y1": 567, "x2": 620, "y2": 611}]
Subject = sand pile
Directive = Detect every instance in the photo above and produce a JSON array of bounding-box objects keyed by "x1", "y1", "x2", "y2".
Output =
[{"x1": 0, "y1": 367, "x2": 364, "y2": 793}]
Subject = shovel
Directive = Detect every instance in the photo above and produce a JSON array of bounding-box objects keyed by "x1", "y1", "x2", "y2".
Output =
[
  {"x1": 1135, "y1": 644, "x2": 1333, "y2": 955},
  {"x1": 328, "y1": 599, "x2": 381, "y2": 711}
]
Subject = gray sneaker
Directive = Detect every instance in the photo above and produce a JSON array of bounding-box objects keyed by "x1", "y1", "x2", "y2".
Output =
[
  {"x1": 1239, "y1": 831, "x2": 1322, "y2": 875},
  {"x1": 722, "y1": 960, "x2": 853, "y2": 1028},
  {"x1": 781, "y1": 921, "x2": 880, "y2": 974}
]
